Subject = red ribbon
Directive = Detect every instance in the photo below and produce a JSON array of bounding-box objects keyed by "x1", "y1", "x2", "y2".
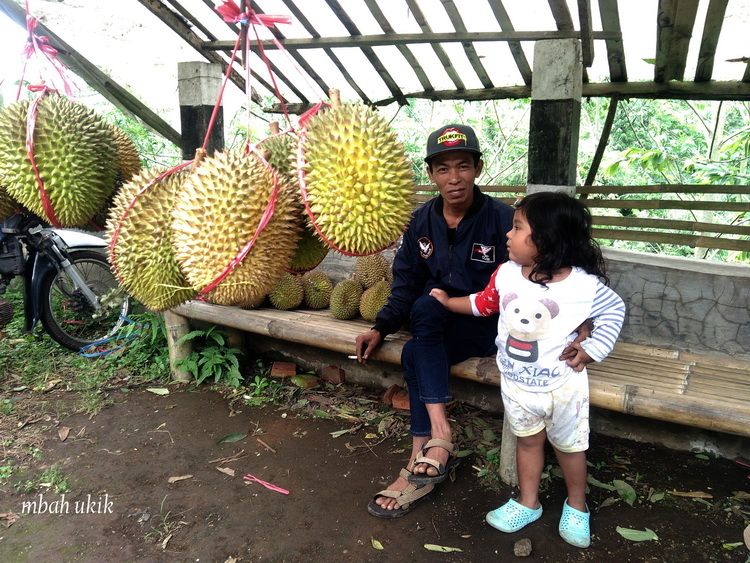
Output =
[{"x1": 215, "y1": 1, "x2": 291, "y2": 27}]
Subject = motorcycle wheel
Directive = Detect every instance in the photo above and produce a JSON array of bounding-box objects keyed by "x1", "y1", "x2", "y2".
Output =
[{"x1": 40, "y1": 249, "x2": 130, "y2": 351}]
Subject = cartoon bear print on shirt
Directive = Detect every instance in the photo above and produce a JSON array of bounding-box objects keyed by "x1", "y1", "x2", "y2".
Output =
[{"x1": 501, "y1": 292, "x2": 560, "y2": 362}]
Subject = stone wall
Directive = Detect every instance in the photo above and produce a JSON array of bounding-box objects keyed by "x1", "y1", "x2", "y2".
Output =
[{"x1": 319, "y1": 247, "x2": 750, "y2": 360}]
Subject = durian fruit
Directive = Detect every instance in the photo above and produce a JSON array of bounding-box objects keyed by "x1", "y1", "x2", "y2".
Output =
[
  {"x1": 0, "y1": 94, "x2": 117, "y2": 226},
  {"x1": 299, "y1": 101, "x2": 414, "y2": 254},
  {"x1": 359, "y1": 279, "x2": 391, "y2": 322},
  {"x1": 93, "y1": 126, "x2": 142, "y2": 229},
  {"x1": 268, "y1": 273, "x2": 304, "y2": 310},
  {"x1": 106, "y1": 169, "x2": 196, "y2": 311},
  {"x1": 354, "y1": 253, "x2": 392, "y2": 288},
  {"x1": 302, "y1": 270, "x2": 333, "y2": 310},
  {"x1": 289, "y1": 225, "x2": 329, "y2": 273},
  {"x1": 0, "y1": 184, "x2": 18, "y2": 221},
  {"x1": 329, "y1": 279, "x2": 364, "y2": 320},
  {"x1": 172, "y1": 150, "x2": 300, "y2": 307},
  {"x1": 257, "y1": 129, "x2": 295, "y2": 180}
]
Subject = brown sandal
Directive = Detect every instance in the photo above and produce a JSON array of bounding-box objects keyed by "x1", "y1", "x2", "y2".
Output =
[
  {"x1": 367, "y1": 468, "x2": 435, "y2": 519},
  {"x1": 407, "y1": 438, "x2": 460, "y2": 485}
]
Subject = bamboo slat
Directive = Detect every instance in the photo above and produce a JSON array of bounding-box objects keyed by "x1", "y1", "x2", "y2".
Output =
[
  {"x1": 694, "y1": 0, "x2": 729, "y2": 82},
  {"x1": 591, "y1": 228, "x2": 750, "y2": 252},
  {"x1": 172, "y1": 302, "x2": 750, "y2": 437}
]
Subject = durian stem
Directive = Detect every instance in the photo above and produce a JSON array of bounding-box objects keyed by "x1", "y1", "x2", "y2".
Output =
[
  {"x1": 269, "y1": 121, "x2": 280, "y2": 134},
  {"x1": 193, "y1": 148, "x2": 207, "y2": 170},
  {"x1": 328, "y1": 88, "x2": 341, "y2": 108}
]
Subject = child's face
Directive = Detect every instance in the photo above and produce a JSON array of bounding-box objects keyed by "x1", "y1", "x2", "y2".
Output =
[{"x1": 506, "y1": 209, "x2": 537, "y2": 266}]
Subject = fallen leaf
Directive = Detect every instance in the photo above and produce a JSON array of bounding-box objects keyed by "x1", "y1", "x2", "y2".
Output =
[
  {"x1": 587, "y1": 475, "x2": 617, "y2": 491},
  {"x1": 217, "y1": 432, "x2": 247, "y2": 444},
  {"x1": 216, "y1": 466, "x2": 236, "y2": 477},
  {"x1": 167, "y1": 475, "x2": 193, "y2": 484},
  {"x1": 0, "y1": 512, "x2": 19, "y2": 528},
  {"x1": 330, "y1": 428, "x2": 357, "y2": 439},
  {"x1": 693, "y1": 453, "x2": 709, "y2": 460},
  {"x1": 224, "y1": 558, "x2": 238, "y2": 563},
  {"x1": 649, "y1": 491, "x2": 665, "y2": 503},
  {"x1": 616, "y1": 526, "x2": 659, "y2": 542},
  {"x1": 371, "y1": 538, "x2": 384, "y2": 550},
  {"x1": 57, "y1": 427, "x2": 70, "y2": 442},
  {"x1": 313, "y1": 409, "x2": 331, "y2": 419},
  {"x1": 424, "y1": 544, "x2": 463, "y2": 553},
  {"x1": 731, "y1": 491, "x2": 750, "y2": 501},
  {"x1": 455, "y1": 449, "x2": 473, "y2": 458},
  {"x1": 146, "y1": 388, "x2": 170, "y2": 396},
  {"x1": 42, "y1": 379, "x2": 62, "y2": 392},
  {"x1": 598, "y1": 496, "x2": 620, "y2": 509},
  {"x1": 364, "y1": 433, "x2": 378, "y2": 439},
  {"x1": 290, "y1": 375, "x2": 319, "y2": 389},
  {"x1": 460, "y1": 534, "x2": 471, "y2": 538},
  {"x1": 161, "y1": 532, "x2": 173, "y2": 549},
  {"x1": 668, "y1": 490, "x2": 713, "y2": 499},
  {"x1": 721, "y1": 541, "x2": 742, "y2": 550},
  {"x1": 613, "y1": 479, "x2": 637, "y2": 506}
]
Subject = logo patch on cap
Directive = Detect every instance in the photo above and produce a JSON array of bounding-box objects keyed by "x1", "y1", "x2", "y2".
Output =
[{"x1": 436, "y1": 128, "x2": 467, "y2": 147}]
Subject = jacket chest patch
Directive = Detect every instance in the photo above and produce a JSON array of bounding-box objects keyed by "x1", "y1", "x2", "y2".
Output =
[
  {"x1": 471, "y1": 243, "x2": 495, "y2": 263},
  {"x1": 418, "y1": 237, "x2": 434, "y2": 259}
]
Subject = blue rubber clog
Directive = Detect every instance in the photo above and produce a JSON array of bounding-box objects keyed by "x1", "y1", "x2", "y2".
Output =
[
  {"x1": 558, "y1": 498, "x2": 591, "y2": 548},
  {"x1": 486, "y1": 499, "x2": 543, "y2": 533}
]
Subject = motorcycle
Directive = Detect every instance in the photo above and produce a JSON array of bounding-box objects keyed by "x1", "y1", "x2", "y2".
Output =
[{"x1": 0, "y1": 212, "x2": 131, "y2": 351}]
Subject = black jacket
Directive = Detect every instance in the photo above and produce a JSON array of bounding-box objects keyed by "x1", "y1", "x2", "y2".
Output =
[{"x1": 373, "y1": 186, "x2": 514, "y2": 336}]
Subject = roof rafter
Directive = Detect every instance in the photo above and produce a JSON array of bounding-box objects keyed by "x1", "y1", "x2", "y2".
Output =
[
  {"x1": 598, "y1": 0, "x2": 627, "y2": 81},
  {"x1": 439, "y1": 0, "x2": 493, "y2": 88},
  {"x1": 486, "y1": 0, "x2": 532, "y2": 85},
  {"x1": 323, "y1": 0, "x2": 406, "y2": 105},
  {"x1": 577, "y1": 0, "x2": 594, "y2": 67},
  {"x1": 664, "y1": 0, "x2": 699, "y2": 81},
  {"x1": 694, "y1": 0, "x2": 729, "y2": 82}
]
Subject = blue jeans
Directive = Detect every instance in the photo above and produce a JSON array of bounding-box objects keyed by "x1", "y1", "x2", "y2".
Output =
[{"x1": 401, "y1": 295, "x2": 498, "y2": 436}]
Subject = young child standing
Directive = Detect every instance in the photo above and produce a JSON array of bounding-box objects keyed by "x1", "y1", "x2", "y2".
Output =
[{"x1": 430, "y1": 192, "x2": 625, "y2": 548}]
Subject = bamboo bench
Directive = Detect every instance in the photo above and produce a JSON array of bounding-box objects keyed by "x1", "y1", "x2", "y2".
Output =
[{"x1": 171, "y1": 301, "x2": 750, "y2": 438}]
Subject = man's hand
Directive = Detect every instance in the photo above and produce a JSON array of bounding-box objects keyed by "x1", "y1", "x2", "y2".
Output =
[
  {"x1": 355, "y1": 329, "x2": 383, "y2": 365},
  {"x1": 560, "y1": 318, "x2": 594, "y2": 372}
]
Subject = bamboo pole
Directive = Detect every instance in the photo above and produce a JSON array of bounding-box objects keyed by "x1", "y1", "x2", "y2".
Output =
[{"x1": 164, "y1": 310, "x2": 192, "y2": 383}]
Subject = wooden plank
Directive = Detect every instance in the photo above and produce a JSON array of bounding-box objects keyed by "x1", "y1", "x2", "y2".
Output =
[
  {"x1": 165, "y1": 0, "x2": 216, "y2": 40},
  {"x1": 578, "y1": 0, "x2": 594, "y2": 67},
  {"x1": 591, "y1": 228, "x2": 750, "y2": 252},
  {"x1": 487, "y1": 0, "x2": 531, "y2": 85},
  {"x1": 324, "y1": 0, "x2": 407, "y2": 105},
  {"x1": 591, "y1": 215, "x2": 750, "y2": 237},
  {"x1": 694, "y1": 0, "x2": 729, "y2": 81},
  {"x1": 248, "y1": 1, "x2": 330, "y2": 98},
  {"x1": 279, "y1": 0, "x2": 371, "y2": 104},
  {"x1": 405, "y1": 0, "x2": 464, "y2": 90},
  {"x1": 654, "y1": 0, "x2": 675, "y2": 83},
  {"x1": 438, "y1": 0, "x2": 493, "y2": 88},
  {"x1": 598, "y1": 0, "x2": 627, "y2": 81},
  {"x1": 583, "y1": 96, "x2": 619, "y2": 189},
  {"x1": 576, "y1": 184, "x2": 750, "y2": 195},
  {"x1": 136, "y1": 0, "x2": 268, "y2": 105},
  {"x1": 0, "y1": 0, "x2": 181, "y2": 146},
  {"x1": 664, "y1": 0, "x2": 699, "y2": 81},
  {"x1": 203, "y1": 30, "x2": 622, "y2": 51},
  {"x1": 586, "y1": 199, "x2": 750, "y2": 212},
  {"x1": 364, "y1": 0, "x2": 432, "y2": 93}
]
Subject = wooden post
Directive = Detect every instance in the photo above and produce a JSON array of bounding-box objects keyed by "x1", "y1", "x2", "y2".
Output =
[
  {"x1": 177, "y1": 61, "x2": 224, "y2": 160},
  {"x1": 164, "y1": 310, "x2": 192, "y2": 383},
  {"x1": 499, "y1": 414, "x2": 518, "y2": 487},
  {"x1": 527, "y1": 38, "x2": 583, "y2": 196}
]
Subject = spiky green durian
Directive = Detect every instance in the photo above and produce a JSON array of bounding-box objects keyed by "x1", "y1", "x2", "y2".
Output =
[
  {"x1": 354, "y1": 253, "x2": 392, "y2": 288},
  {"x1": 268, "y1": 273, "x2": 304, "y2": 310},
  {"x1": 302, "y1": 270, "x2": 333, "y2": 310},
  {"x1": 0, "y1": 94, "x2": 117, "y2": 226},
  {"x1": 171, "y1": 150, "x2": 300, "y2": 307},
  {"x1": 300, "y1": 103, "x2": 414, "y2": 254},
  {"x1": 111, "y1": 125, "x2": 141, "y2": 185},
  {"x1": 359, "y1": 279, "x2": 391, "y2": 322},
  {"x1": 0, "y1": 184, "x2": 18, "y2": 221},
  {"x1": 330, "y1": 279, "x2": 364, "y2": 320},
  {"x1": 106, "y1": 169, "x2": 195, "y2": 311},
  {"x1": 289, "y1": 225, "x2": 329, "y2": 273},
  {"x1": 258, "y1": 131, "x2": 296, "y2": 180}
]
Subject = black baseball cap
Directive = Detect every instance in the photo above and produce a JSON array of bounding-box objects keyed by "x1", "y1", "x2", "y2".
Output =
[{"x1": 424, "y1": 123, "x2": 482, "y2": 163}]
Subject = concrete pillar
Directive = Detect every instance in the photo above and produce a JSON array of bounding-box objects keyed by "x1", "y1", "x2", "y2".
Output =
[
  {"x1": 527, "y1": 39, "x2": 583, "y2": 195},
  {"x1": 177, "y1": 61, "x2": 224, "y2": 160}
]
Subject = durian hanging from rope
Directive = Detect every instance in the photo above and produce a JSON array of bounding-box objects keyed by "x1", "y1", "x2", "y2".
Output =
[
  {"x1": 171, "y1": 149, "x2": 300, "y2": 307},
  {"x1": 298, "y1": 90, "x2": 414, "y2": 255},
  {"x1": 0, "y1": 93, "x2": 118, "y2": 226}
]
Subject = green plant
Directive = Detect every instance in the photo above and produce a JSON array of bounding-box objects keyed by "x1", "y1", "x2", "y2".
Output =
[
  {"x1": 109, "y1": 312, "x2": 170, "y2": 383},
  {"x1": 0, "y1": 463, "x2": 14, "y2": 484},
  {"x1": 16, "y1": 464, "x2": 70, "y2": 494},
  {"x1": 0, "y1": 398, "x2": 16, "y2": 415},
  {"x1": 244, "y1": 374, "x2": 284, "y2": 406},
  {"x1": 176, "y1": 326, "x2": 243, "y2": 388}
]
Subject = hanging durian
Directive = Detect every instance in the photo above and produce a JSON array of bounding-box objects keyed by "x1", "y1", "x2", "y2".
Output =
[
  {"x1": 299, "y1": 91, "x2": 414, "y2": 255},
  {"x1": 0, "y1": 94, "x2": 117, "y2": 226},
  {"x1": 172, "y1": 150, "x2": 300, "y2": 306},
  {"x1": 0, "y1": 185, "x2": 17, "y2": 221},
  {"x1": 106, "y1": 169, "x2": 195, "y2": 311},
  {"x1": 289, "y1": 226, "x2": 329, "y2": 273},
  {"x1": 93, "y1": 125, "x2": 142, "y2": 229}
]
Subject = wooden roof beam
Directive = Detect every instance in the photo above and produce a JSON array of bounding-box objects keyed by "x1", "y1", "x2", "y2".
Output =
[
  {"x1": 694, "y1": 0, "x2": 729, "y2": 82},
  {"x1": 279, "y1": 0, "x2": 371, "y2": 104},
  {"x1": 405, "y1": 0, "x2": 464, "y2": 91},
  {"x1": 440, "y1": 0, "x2": 493, "y2": 88},
  {"x1": 665, "y1": 0, "x2": 699, "y2": 80},
  {"x1": 136, "y1": 0, "x2": 265, "y2": 105},
  {"x1": 324, "y1": 0, "x2": 407, "y2": 105},
  {"x1": 487, "y1": 0, "x2": 532, "y2": 85},
  {"x1": 249, "y1": 1, "x2": 330, "y2": 98},
  {"x1": 0, "y1": 0, "x2": 180, "y2": 145},
  {"x1": 598, "y1": 0, "x2": 627, "y2": 81},
  {"x1": 363, "y1": 0, "x2": 433, "y2": 94},
  {"x1": 546, "y1": 0, "x2": 589, "y2": 82},
  {"x1": 654, "y1": 0, "x2": 675, "y2": 82},
  {"x1": 578, "y1": 0, "x2": 594, "y2": 67}
]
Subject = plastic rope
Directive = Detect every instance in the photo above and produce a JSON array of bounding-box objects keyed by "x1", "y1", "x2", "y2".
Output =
[{"x1": 78, "y1": 314, "x2": 144, "y2": 358}]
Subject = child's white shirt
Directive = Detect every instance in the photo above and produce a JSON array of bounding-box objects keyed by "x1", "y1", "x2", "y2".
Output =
[{"x1": 469, "y1": 261, "x2": 625, "y2": 393}]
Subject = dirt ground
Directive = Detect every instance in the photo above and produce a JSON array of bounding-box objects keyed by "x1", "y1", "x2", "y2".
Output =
[{"x1": 1, "y1": 383, "x2": 749, "y2": 563}]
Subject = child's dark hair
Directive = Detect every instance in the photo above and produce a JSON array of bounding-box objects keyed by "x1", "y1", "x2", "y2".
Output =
[{"x1": 514, "y1": 191, "x2": 608, "y2": 286}]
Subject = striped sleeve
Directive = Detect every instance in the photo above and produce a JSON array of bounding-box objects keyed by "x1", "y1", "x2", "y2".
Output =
[
  {"x1": 469, "y1": 265, "x2": 502, "y2": 317},
  {"x1": 580, "y1": 281, "x2": 626, "y2": 362}
]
